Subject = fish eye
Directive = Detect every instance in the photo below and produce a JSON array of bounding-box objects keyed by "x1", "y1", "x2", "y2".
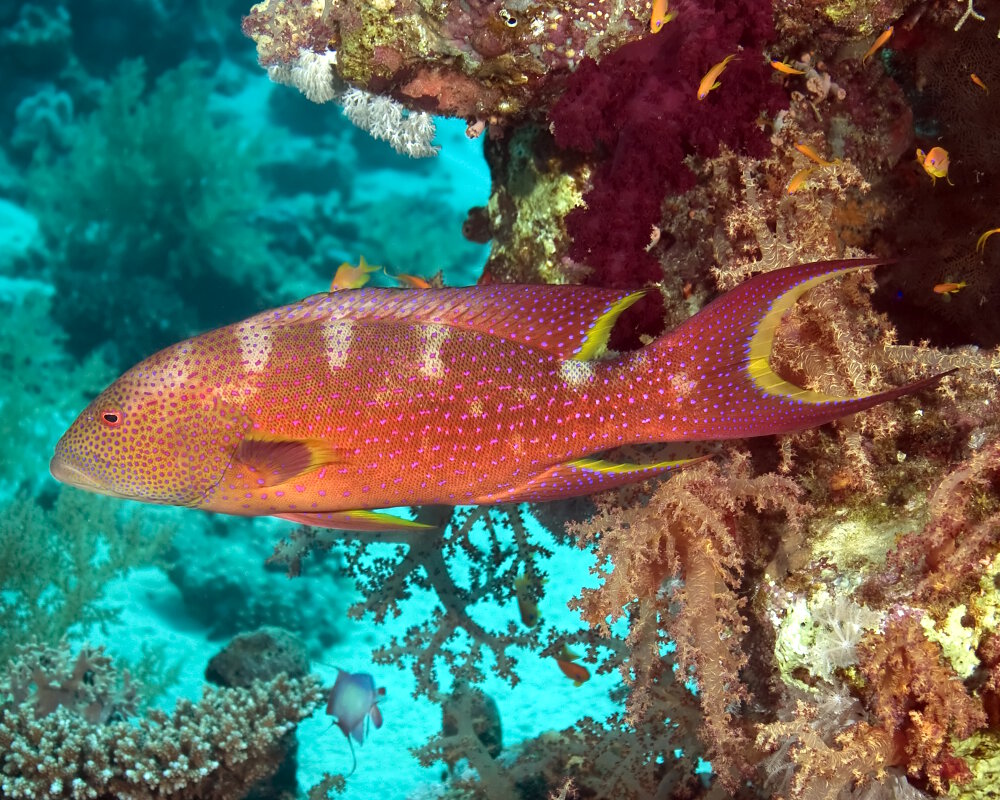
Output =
[{"x1": 100, "y1": 409, "x2": 123, "y2": 427}]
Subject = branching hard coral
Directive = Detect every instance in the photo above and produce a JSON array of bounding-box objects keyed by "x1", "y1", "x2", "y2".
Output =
[{"x1": 0, "y1": 641, "x2": 323, "y2": 799}]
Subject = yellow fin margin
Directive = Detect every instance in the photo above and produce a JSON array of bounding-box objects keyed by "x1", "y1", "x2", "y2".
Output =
[
  {"x1": 573, "y1": 290, "x2": 646, "y2": 361},
  {"x1": 567, "y1": 455, "x2": 708, "y2": 474},
  {"x1": 746, "y1": 272, "x2": 855, "y2": 404}
]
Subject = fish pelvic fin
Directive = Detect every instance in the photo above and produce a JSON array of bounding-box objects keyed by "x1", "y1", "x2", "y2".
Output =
[
  {"x1": 274, "y1": 509, "x2": 435, "y2": 531},
  {"x1": 646, "y1": 259, "x2": 951, "y2": 439},
  {"x1": 471, "y1": 449, "x2": 709, "y2": 504}
]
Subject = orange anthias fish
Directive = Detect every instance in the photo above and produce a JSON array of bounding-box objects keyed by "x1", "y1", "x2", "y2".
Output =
[
  {"x1": 933, "y1": 281, "x2": 966, "y2": 295},
  {"x1": 698, "y1": 54, "x2": 738, "y2": 100},
  {"x1": 976, "y1": 227, "x2": 1000, "y2": 253},
  {"x1": 787, "y1": 167, "x2": 815, "y2": 194},
  {"x1": 916, "y1": 146, "x2": 953, "y2": 185},
  {"x1": 515, "y1": 572, "x2": 544, "y2": 627},
  {"x1": 649, "y1": 0, "x2": 676, "y2": 33},
  {"x1": 51, "y1": 259, "x2": 947, "y2": 532},
  {"x1": 862, "y1": 26, "x2": 893, "y2": 64},
  {"x1": 555, "y1": 644, "x2": 590, "y2": 686},
  {"x1": 770, "y1": 60, "x2": 805, "y2": 76},
  {"x1": 331, "y1": 256, "x2": 381, "y2": 291},
  {"x1": 794, "y1": 142, "x2": 838, "y2": 167}
]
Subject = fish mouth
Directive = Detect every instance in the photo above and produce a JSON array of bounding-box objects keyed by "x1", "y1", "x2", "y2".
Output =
[{"x1": 49, "y1": 454, "x2": 130, "y2": 499}]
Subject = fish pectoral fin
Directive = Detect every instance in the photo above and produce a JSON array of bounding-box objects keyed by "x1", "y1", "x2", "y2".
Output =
[
  {"x1": 274, "y1": 509, "x2": 435, "y2": 532},
  {"x1": 233, "y1": 435, "x2": 343, "y2": 486},
  {"x1": 471, "y1": 452, "x2": 709, "y2": 504}
]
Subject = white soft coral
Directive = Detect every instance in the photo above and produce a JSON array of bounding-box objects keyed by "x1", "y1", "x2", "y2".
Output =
[{"x1": 266, "y1": 48, "x2": 439, "y2": 158}]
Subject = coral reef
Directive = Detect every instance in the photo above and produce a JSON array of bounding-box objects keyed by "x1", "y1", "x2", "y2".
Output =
[
  {"x1": 236, "y1": 0, "x2": 1000, "y2": 796},
  {"x1": 0, "y1": 641, "x2": 322, "y2": 799},
  {"x1": 4, "y1": 0, "x2": 1000, "y2": 797},
  {"x1": 242, "y1": 0, "x2": 650, "y2": 121}
]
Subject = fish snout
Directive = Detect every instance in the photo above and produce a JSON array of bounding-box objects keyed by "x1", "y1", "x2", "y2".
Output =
[{"x1": 50, "y1": 451, "x2": 102, "y2": 491}]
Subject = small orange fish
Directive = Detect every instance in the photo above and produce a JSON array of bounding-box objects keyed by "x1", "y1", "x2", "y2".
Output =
[
  {"x1": 392, "y1": 273, "x2": 432, "y2": 290},
  {"x1": 976, "y1": 227, "x2": 1000, "y2": 253},
  {"x1": 862, "y1": 26, "x2": 893, "y2": 64},
  {"x1": 514, "y1": 572, "x2": 544, "y2": 628},
  {"x1": 971, "y1": 73, "x2": 989, "y2": 93},
  {"x1": 915, "y1": 146, "x2": 953, "y2": 185},
  {"x1": 698, "y1": 54, "x2": 737, "y2": 100},
  {"x1": 787, "y1": 167, "x2": 815, "y2": 194},
  {"x1": 933, "y1": 281, "x2": 966, "y2": 295},
  {"x1": 649, "y1": 0, "x2": 676, "y2": 33},
  {"x1": 770, "y1": 60, "x2": 805, "y2": 75},
  {"x1": 330, "y1": 256, "x2": 380, "y2": 291},
  {"x1": 794, "y1": 142, "x2": 838, "y2": 167},
  {"x1": 555, "y1": 644, "x2": 590, "y2": 686}
]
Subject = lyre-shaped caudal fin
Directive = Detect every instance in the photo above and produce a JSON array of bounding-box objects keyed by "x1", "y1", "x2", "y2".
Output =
[{"x1": 642, "y1": 259, "x2": 951, "y2": 440}]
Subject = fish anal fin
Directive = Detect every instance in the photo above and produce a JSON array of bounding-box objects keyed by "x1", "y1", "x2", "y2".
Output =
[
  {"x1": 472, "y1": 453, "x2": 708, "y2": 504},
  {"x1": 234, "y1": 436, "x2": 342, "y2": 487},
  {"x1": 274, "y1": 509, "x2": 434, "y2": 532}
]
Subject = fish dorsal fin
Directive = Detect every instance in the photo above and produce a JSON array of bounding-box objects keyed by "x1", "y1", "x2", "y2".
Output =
[
  {"x1": 233, "y1": 435, "x2": 343, "y2": 486},
  {"x1": 258, "y1": 285, "x2": 646, "y2": 361}
]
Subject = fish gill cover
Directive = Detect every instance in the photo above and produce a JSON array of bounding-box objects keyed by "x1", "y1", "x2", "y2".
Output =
[{"x1": 1, "y1": 1, "x2": 1000, "y2": 800}]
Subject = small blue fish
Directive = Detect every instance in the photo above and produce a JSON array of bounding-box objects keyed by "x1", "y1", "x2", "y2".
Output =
[{"x1": 326, "y1": 670, "x2": 385, "y2": 775}]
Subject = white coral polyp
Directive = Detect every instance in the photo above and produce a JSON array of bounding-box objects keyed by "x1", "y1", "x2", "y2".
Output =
[
  {"x1": 266, "y1": 48, "x2": 438, "y2": 158},
  {"x1": 267, "y1": 48, "x2": 339, "y2": 104}
]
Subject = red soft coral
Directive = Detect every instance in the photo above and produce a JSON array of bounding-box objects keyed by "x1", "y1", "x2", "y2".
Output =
[{"x1": 548, "y1": 0, "x2": 786, "y2": 345}]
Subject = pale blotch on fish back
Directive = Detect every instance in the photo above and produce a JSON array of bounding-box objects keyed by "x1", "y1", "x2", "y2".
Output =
[
  {"x1": 321, "y1": 320, "x2": 356, "y2": 371},
  {"x1": 417, "y1": 324, "x2": 448, "y2": 380},
  {"x1": 559, "y1": 360, "x2": 596, "y2": 388},
  {"x1": 236, "y1": 322, "x2": 274, "y2": 375}
]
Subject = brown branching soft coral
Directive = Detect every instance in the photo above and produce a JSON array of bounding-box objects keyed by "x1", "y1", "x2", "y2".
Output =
[
  {"x1": 569, "y1": 452, "x2": 808, "y2": 785},
  {"x1": 271, "y1": 504, "x2": 550, "y2": 695},
  {"x1": 858, "y1": 615, "x2": 987, "y2": 792}
]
